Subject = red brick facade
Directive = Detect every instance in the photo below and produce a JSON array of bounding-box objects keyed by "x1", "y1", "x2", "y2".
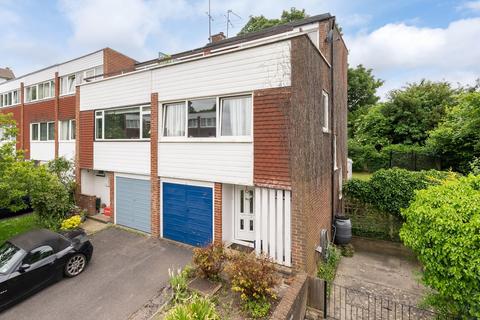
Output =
[
  {"x1": 0, "y1": 105, "x2": 21, "y2": 150},
  {"x1": 103, "y1": 48, "x2": 136, "y2": 77},
  {"x1": 23, "y1": 99, "x2": 56, "y2": 159},
  {"x1": 150, "y1": 93, "x2": 160, "y2": 237},
  {"x1": 253, "y1": 87, "x2": 292, "y2": 190},
  {"x1": 214, "y1": 183, "x2": 222, "y2": 243},
  {"x1": 109, "y1": 171, "x2": 115, "y2": 222}
]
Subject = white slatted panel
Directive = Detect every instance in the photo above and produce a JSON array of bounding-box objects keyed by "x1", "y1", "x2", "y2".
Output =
[{"x1": 255, "y1": 187, "x2": 291, "y2": 266}]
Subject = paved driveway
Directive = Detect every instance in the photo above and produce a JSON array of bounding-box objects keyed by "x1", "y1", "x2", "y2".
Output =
[{"x1": 1, "y1": 227, "x2": 192, "y2": 320}]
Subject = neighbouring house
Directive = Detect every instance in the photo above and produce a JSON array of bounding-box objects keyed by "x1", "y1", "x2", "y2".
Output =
[
  {"x1": 0, "y1": 13, "x2": 348, "y2": 274},
  {"x1": 0, "y1": 67, "x2": 15, "y2": 82},
  {"x1": 0, "y1": 49, "x2": 136, "y2": 160}
]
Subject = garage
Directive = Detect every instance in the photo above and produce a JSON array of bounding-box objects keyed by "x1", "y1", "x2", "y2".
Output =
[
  {"x1": 162, "y1": 182, "x2": 213, "y2": 246},
  {"x1": 116, "y1": 176, "x2": 151, "y2": 233}
]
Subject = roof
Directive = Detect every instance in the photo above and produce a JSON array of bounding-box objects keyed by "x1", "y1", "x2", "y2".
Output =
[
  {"x1": 136, "y1": 13, "x2": 332, "y2": 68},
  {"x1": 0, "y1": 68, "x2": 14, "y2": 80},
  {"x1": 9, "y1": 228, "x2": 70, "y2": 253}
]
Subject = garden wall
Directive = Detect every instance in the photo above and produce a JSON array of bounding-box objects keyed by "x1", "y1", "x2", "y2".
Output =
[{"x1": 270, "y1": 273, "x2": 308, "y2": 320}]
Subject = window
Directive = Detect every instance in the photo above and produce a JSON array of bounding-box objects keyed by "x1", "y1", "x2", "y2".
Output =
[
  {"x1": 188, "y1": 98, "x2": 216, "y2": 137},
  {"x1": 322, "y1": 91, "x2": 329, "y2": 132},
  {"x1": 31, "y1": 122, "x2": 54, "y2": 141},
  {"x1": 59, "y1": 119, "x2": 76, "y2": 141},
  {"x1": 95, "y1": 106, "x2": 150, "y2": 140},
  {"x1": 163, "y1": 102, "x2": 186, "y2": 137},
  {"x1": 0, "y1": 242, "x2": 24, "y2": 274},
  {"x1": 0, "y1": 90, "x2": 20, "y2": 107},
  {"x1": 220, "y1": 95, "x2": 252, "y2": 136},
  {"x1": 25, "y1": 80, "x2": 54, "y2": 102},
  {"x1": 60, "y1": 66, "x2": 103, "y2": 95},
  {"x1": 24, "y1": 246, "x2": 54, "y2": 265}
]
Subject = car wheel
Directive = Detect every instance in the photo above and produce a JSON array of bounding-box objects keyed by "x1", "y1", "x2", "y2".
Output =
[{"x1": 64, "y1": 254, "x2": 87, "y2": 277}]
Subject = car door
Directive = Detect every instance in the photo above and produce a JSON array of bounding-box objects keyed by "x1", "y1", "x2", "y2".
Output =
[{"x1": 15, "y1": 245, "x2": 56, "y2": 297}]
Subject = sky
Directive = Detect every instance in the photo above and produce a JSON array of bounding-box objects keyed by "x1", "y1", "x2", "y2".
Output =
[{"x1": 1, "y1": 0, "x2": 480, "y2": 98}]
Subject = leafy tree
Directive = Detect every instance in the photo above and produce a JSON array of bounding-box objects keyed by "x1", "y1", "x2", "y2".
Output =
[
  {"x1": 400, "y1": 175, "x2": 480, "y2": 318},
  {"x1": 382, "y1": 80, "x2": 457, "y2": 145},
  {"x1": 238, "y1": 8, "x2": 307, "y2": 35},
  {"x1": 427, "y1": 92, "x2": 480, "y2": 172},
  {"x1": 348, "y1": 65, "x2": 384, "y2": 113},
  {"x1": 352, "y1": 104, "x2": 390, "y2": 148}
]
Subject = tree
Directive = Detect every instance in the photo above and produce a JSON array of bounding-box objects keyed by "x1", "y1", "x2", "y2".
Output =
[
  {"x1": 427, "y1": 91, "x2": 480, "y2": 172},
  {"x1": 238, "y1": 8, "x2": 307, "y2": 35},
  {"x1": 348, "y1": 65, "x2": 384, "y2": 113},
  {"x1": 400, "y1": 175, "x2": 480, "y2": 318},
  {"x1": 382, "y1": 80, "x2": 457, "y2": 145}
]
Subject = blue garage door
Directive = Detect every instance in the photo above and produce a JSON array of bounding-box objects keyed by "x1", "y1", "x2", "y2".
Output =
[
  {"x1": 116, "y1": 177, "x2": 151, "y2": 233},
  {"x1": 163, "y1": 182, "x2": 213, "y2": 246}
]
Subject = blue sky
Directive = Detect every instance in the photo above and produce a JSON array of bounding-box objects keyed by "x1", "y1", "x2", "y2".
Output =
[{"x1": 1, "y1": 0, "x2": 480, "y2": 98}]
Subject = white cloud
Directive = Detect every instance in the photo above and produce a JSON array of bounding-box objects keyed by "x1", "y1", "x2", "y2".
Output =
[
  {"x1": 458, "y1": 1, "x2": 480, "y2": 11},
  {"x1": 346, "y1": 18, "x2": 480, "y2": 99}
]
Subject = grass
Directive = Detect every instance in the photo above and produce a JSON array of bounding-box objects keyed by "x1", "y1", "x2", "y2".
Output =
[
  {"x1": 0, "y1": 213, "x2": 40, "y2": 245},
  {"x1": 352, "y1": 171, "x2": 373, "y2": 181}
]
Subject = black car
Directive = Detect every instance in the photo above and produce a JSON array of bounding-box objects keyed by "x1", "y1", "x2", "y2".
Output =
[{"x1": 0, "y1": 228, "x2": 93, "y2": 311}]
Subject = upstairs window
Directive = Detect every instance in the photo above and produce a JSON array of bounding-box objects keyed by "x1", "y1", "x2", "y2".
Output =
[
  {"x1": 60, "y1": 65, "x2": 103, "y2": 95},
  {"x1": 163, "y1": 102, "x2": 186, "y2": 137},
  {"x1": 25, "y1": 80, "x2": 54, "y2": 102},
  {"x1": 95, "y1": 105, "x2": 150, "y2": 140},
  {"x1": 220, "y1": 95, "x2": 252, "y2": 136},
  {"x1": 59, "y1": 119, "x2": 76, "y2": 141},
  {"x1": 0, "y1": 90, "x2": 20, "y2": 107},
  {"x1": 31, "y1": 121, "x2": 54, "y2": 141},
  {"x1": 322, "y1": 91, "x2": 329, "y2": 133},
  {"x1": 188, "y1": 98, "x2": 216, "y2": 137}
]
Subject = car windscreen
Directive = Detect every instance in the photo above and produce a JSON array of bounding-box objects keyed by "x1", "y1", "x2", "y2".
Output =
[{"x1": 0, "y1": 242, "x2": 25, "y2": 274}]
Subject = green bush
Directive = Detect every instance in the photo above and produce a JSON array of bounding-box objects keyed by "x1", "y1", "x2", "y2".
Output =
[
  {"x1": 400, "y1": 175, "x2": 480, "y2": 318},
  {"x1": 243, "y1": 297, "x2": 271, "y2": 318},
  {"x1": 345, "y1": 168, "x2": 454, "y2": 218},
  {"x1": 192, "y1": 242, "x2": 226, "y2": 280},
  {"x1": 168, "y1": 267, "x2": 190, "y2": 304},
  {"x1": 317, "y1": 244, "x2": 341, "y2": 281},
  {"x1": 165, "y1": 296, "x2": 219, "y2": 320}
]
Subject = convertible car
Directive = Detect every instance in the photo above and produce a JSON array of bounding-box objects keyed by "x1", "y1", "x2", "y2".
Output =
[{"x1": 0, "y1": 228, "x2": 93, "y2": 311}]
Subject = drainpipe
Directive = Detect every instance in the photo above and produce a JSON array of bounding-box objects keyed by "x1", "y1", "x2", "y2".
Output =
[{"x1": 328, "y1": 17, "x2": 336, "y2": 236}]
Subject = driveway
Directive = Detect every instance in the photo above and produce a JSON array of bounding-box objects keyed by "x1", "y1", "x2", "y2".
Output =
[{"x1": 1, "y1": 227, "x2": 192, "y2": 320}]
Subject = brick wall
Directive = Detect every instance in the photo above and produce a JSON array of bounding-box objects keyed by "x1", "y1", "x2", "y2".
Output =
[
  {"x1": 76, "y1": 193, "x2": 96, "y2": 216},
  {"x1": 103, "y1": 48, "x2": 136, "y2": 77},
  {"x1": 109, "y1": 171, "x2": 115, "y2": 222},
  {"x1": 23, "y1": 99, "x2": 56, "y2": 159},
  {"x1": 270, "y1": 273, "x2": 308, "y2": 320},
  {"x1": 78, "y1": 110, "x2": 94, "y2": 169},
  {"x1": 150, "y1": 93, "x2": 160, "y2": 237},
  {"x1": 58, "y1": 95, "x2": 76, "y2": 120},
  {"x1": 0, "y1": 105, "x2": 21, "y2": 150},
  {"x1": 253, "y1": 87, "x2": 292, "y2": 190},
  {"x1": 288, "y1": 35, "x2": 335, "y2": 274},
  {"x1": 214, "y1": 183, "x2": 222, "y2": 243}
]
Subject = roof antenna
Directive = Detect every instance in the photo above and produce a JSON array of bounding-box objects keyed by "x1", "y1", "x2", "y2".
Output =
[
  {"x1": 206, "y1": 0, "x2": 214, "y2": 42},
  {"x1": 225, "y1": 9, "x2": 241, "y2": 38}
]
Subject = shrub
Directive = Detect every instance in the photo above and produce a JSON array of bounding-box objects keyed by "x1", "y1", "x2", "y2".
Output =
[
  {"x1": 317, "y1": 244, "x2": 341, "y2": 281},
  {"x1": 168, "y1": 268, "x2": 189, "y2": 304},
  {"x1": 225, "y1": 253, "x2": 277, "y2": 302},
  {"x1": 192, "y1": 242, "x2": 226, "y2": 280},
  {"x1": 165, "y1": 296, "x2": 219, "y2": 320},
  {"x1": 400, "y1": 175, "x2": 480, "y2": 318},
  {"x1": 243, "y1": 297, "x2": 271, "y2": 318},
  {"x1": 60, "y1": 215, "x2": 82, "y2": 230}
]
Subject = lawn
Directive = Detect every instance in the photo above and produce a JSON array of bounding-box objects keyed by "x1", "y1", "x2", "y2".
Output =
[
  {"x1": 0, "y1": 213, "x2": 40, "y2": 245},
  {"x1": 352, "y1": 171, "x2": 373, "y2": 181}
]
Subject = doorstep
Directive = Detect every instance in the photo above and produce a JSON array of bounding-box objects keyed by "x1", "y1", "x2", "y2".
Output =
[
  {"x1": 89, "y1": 213, "x2": 112, "y2": 223},
  {"x1": 82, "y1": 216, "x2": 111, "y2": 235}
]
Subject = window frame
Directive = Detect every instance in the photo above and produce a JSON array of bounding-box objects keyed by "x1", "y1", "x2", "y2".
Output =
[
  {"x1": 60, "y1": 65, "x2": 103, "y2": 96},
  {"x1": 94, "y1": 105, "x2": 151, "y2": 141},
  {"x1": 59, "y1": 119, "x2": 76, "y2": 141},
  {"x1": 25, "y1": 80, "x2": 55, "y2": 103},
  {"x1": 31, "y1": 121, "x2": 55, "y2": 142},
  {"x1": 160, "y1": 92, "x2": 253, "y2": 142},
  {"x1": 322, "y1": 90, "x2": 330, "y2": 133},
  {"x1": 219, "y1": 94, "x2": 253, "y2": 137},
  {"x1": 0, "y1": 89, "x2": 20, "y2": 108}
]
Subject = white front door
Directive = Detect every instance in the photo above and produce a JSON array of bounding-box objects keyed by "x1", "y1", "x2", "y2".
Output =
[{"x1": 234, "y1": 186, "x2": 255, "y2": 242}]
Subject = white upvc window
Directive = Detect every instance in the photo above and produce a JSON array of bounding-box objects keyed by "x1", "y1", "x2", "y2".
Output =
[
  {"x1": 60, "y1": 65, "x2": 103, "y2": 95},
  {"x1": 322, "y1": 90, "x2": 329, "y2": 133},
  {"x1": 59, "y1": 119, "x2": 76, "y2": 141},
  {"x1": 25, "y1": 80, "x2": 55, "y2": 103},
  {"x1": 0, "y1": 89, "x2": 20, "y2": 107},
  {"x1": 95, "y1": 105, "x2": 150, "y2": 140},
  {"x1": 31, "y1": 121, "x2": 55, "y2": 141},
  {"x1": 161, "y1": 94, "x2": 253, "y2": 140}
]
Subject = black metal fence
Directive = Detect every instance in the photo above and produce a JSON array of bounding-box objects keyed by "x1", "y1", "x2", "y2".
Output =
[
  {"x1": 388, "y1": 150, "x2": 441, "y2": 171},
  {"x1": 322, "y1": 281, "x2": 449, "y2": 320}
]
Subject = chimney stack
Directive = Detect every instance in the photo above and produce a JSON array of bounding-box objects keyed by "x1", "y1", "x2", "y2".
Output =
[{"x1": 210, "y1": 32, "x2": 226, "y2": 43}]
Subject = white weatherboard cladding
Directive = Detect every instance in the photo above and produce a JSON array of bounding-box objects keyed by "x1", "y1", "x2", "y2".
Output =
[
  {"x1": 255, "y1": 187, "x2": 291, "y2": 266},
  {"x1": 80, "y1": 40, "x2": 291, "y2": 111},
  {"x1": 30, "y1": 142, "x2": 55, "y2": 161},
  {"x1": 58, "y1": 51, "x2": 103, "y2": 76},
  {"x1": 94, "y1": 142, "x2": 150, "y2": 175},
  {"x1": 158, "y1": 142, "x2": 253, "y2": 185},
  {"x1": 0, "y1": 79, "x2": 21, "y2": 93},
  {"x1": 59, "y1": 141, "x2": 75, "y2": 160}
]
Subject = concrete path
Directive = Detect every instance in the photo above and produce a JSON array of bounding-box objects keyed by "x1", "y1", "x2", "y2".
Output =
[
  {"x1": 1, "y1": 227, "x2": 192, "y2": 320},
  {"x1": 81, "y1": 217, "x2": 111, "y2": 235}
]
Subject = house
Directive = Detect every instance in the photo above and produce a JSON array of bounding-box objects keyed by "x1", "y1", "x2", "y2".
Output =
[
  {"x1": 0, "y1": 49, "x2": 136, "y2": 160},
  {"x1": 76, "y1": 13, "x2": 348, "y2": 274},
  {"x1": 0, "y1": 68, "x2": 15, "y2": 82}
]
